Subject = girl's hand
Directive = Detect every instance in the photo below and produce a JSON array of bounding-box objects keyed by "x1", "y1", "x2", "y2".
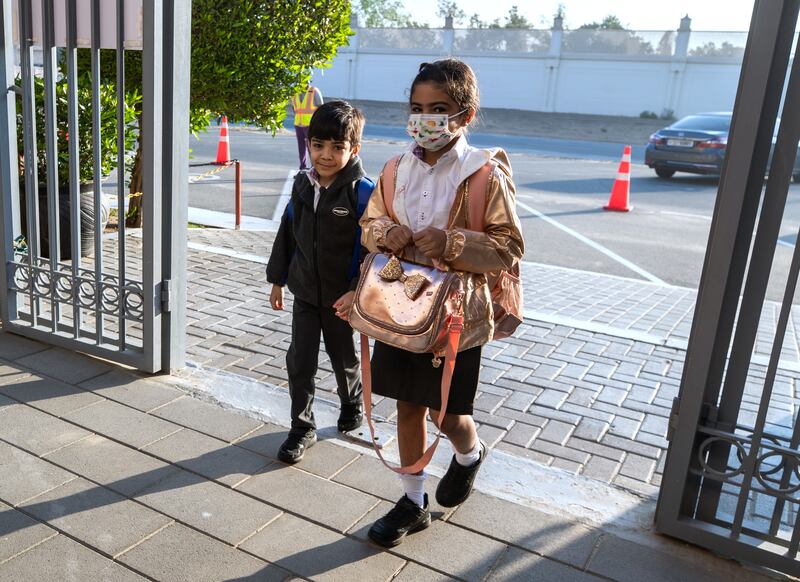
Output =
[
  {"x1": 385, "y1": 224, "x2": 414, "y2": 253},
  {"x1": 333, "y1": 291, "x2": 355, "y2": 320},
  {"x1": 413, "y1": 227, "x2": 447, "y2": 259},
  {"x1": 269, "y1": 285, "x2": 285, "y2": 311}
]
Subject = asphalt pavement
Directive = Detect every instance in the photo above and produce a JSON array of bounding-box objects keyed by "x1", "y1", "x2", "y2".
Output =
[{"x1": 187, "y1": 124, "x2": 800, "y2": 300}]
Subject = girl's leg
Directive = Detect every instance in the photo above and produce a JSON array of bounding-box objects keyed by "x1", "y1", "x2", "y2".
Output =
[
  {"x1": 429, "y1": 409, "x2": 484, "y2": 508},
  {"x1": 368, "y1": 399, "x2": 432, "y2": 547},
  {"x1": 396, "y1": 400, "x2": 428, "y2": 466},
  {"x1": 429, "y1": 410, "x2": 478, "y2": 454}
]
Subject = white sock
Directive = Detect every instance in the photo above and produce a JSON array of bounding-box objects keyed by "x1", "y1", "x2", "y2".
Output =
[
  {"x1": 400, "y1": 472, "x2": 427, "y2": 508},
  {"x1": 454, "y1": 441, "x2": 481, "y2": 467}
]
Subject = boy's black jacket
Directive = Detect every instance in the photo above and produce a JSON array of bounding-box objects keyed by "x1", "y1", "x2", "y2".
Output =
[{"x1": 266, "y1": 156, "x2": 367, "y2": 307}]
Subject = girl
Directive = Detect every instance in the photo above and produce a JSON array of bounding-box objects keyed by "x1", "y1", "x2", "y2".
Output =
[{"x1": 359, "y1": 59, "x2": 524, "y2": 547}]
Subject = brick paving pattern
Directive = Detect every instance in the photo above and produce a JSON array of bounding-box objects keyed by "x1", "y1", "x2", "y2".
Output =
[{"x1": 164, "y1": 230, "x2": 800, "y2": 500}]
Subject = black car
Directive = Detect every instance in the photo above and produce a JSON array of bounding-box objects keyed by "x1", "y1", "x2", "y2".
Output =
[{"x1": 645, "y1": 112, "x2": 800, "y2": 181}]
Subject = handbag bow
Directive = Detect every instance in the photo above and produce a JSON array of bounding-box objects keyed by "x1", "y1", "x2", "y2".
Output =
[{"x1": 378, "y1": 255, "x2": 430, "y2": 300}]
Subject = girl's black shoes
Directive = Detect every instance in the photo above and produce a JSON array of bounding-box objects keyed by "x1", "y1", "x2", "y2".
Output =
[
  {"x1": 435, "y1": 440, "x2": 487, "y2": 507},
  {"x1": 368, "y1": 494, "x2": 431, "y2": 547}
]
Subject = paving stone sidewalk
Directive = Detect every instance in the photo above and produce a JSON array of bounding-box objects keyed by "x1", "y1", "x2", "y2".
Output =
[
  {"x1": 179, "y1": 229, "x2": 800, "y2": 500},
  {"x1": 186, "y1": 228, "x2": 800, "y2": 364},
  {"x1": 0, "y1": 331, "x2": 788, "y2": 581}
]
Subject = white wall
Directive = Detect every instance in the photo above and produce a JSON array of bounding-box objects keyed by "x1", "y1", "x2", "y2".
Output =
[{"x1": 314, "y1": 28, "x2": 747, "y2": 119}]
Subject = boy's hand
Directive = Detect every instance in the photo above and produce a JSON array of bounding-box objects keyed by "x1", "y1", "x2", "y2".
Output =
[
  {"x1": 413, "y1": 227, "x2": 447, "y2": 259},
  {"x1": 385, "y1": 225, "x2": 413, "y2": 253},
  {"x1": 333, "y1": 291, "x2": 355, "y2": 321},
  {"x1": 269, "y1": 285, "x2": 285, "y2": 311}
]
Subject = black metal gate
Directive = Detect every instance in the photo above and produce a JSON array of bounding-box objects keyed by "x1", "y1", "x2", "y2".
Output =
[
  {"x1": 655, "y1": 0, "x2": 800, "y2": 576},
  {"x1": 0, "y1": 0, "x2": 190, "y2": 372}
]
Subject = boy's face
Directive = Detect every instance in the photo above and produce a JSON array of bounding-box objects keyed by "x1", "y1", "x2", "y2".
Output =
[{"x1": 308, "y1": 137, "x2": 360, "y2": 185}]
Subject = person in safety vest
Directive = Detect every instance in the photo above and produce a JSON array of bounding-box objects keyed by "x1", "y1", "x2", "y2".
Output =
[{"x1": 291, "y1": 82, "x2": 324, "y2": 170}]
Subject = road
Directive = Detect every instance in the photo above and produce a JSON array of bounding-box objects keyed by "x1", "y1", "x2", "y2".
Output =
[{"x1": 187, "y1": 125, "x2": 800, "y2": 301}]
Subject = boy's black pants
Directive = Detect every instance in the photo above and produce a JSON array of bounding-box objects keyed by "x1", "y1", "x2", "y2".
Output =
[{"x1": 286, "y1": 297, "x2": 361, "y2": 433}]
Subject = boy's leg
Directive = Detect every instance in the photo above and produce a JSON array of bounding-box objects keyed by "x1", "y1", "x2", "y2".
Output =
[
  {"x1": 294, "y1": 125, "x2": 309, "y2": 169},
  {"x1": 286, "y1": 298, "x2": 322, "y2": 432},
  {"x1": 320, "y1": 306, "x2": 361, "y2": 408}
]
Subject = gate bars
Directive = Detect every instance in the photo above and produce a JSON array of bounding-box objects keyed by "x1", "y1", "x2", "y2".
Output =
[
  {"x1": 655, "y1": 0, "x2": 800, "y2": 576},
  {"x1": 0, "y1": 0, "x2": 190, "y2": 373}
]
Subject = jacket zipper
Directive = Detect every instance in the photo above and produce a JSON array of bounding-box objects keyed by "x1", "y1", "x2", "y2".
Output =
[{"x1": 313, "y1": 197, "x2": 323, "y2": 306}]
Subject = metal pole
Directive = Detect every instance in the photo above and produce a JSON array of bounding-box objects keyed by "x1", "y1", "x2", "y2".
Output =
[
  {"x1": 159, "y1": 0, "x2": 190, "y2": 372},
  {"x1": 235, "y1": 161, "x2": 241, "y2": 230},
  {"x1": 66, "y1": 0, "x2": 80, "y2": 338},
  {"x1": 142, "y1": 0, "x2": 164, "y2": 372},
  {"x1": 91, "y1": 0, "x2": 103, "y2": 345},
  {"x1": 42, "y1": 0, "x2": 60, "y2": 331},
  {"x1": 0, "y1": 0, "x2": 20, "y2": 324},
  {"x1": 117, "y1": 0, "x2": 127, "y2": 350},
  {"x1": 18, "y1": 0, "x2": 40, "y2": 325}
]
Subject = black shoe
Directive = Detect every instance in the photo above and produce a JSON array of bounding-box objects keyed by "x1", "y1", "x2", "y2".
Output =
[
  {"x1": 435, "y1": 440, "x2": 487, "y2": 508},
  {"x1": 277, "y1": 430, "x2": 317, "y2": 464},
  {"x1": 337, "y1": 403, "x2": 363, "y2": 432},
  {"x1": 368, "y1": 494, "x2": 431, "y2": 548}
]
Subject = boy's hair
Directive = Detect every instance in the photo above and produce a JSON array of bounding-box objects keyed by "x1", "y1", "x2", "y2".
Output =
[
  {"x1": 409, "y1": 59, "x2": 480, "y2": 125},
  {"x1": 308, "y1": 100, "x2": 364, "y2": 146}
]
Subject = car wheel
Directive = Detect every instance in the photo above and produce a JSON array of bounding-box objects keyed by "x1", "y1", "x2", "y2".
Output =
[
  {"x1": 793, "y1": 174, "x2": 800, "y2": 183},
  {"x1": 655, "y1": 167, "x2": 676, "y2": 179}
]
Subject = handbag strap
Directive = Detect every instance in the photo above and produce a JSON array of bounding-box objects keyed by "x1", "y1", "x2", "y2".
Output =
[{"x1": 360, "y1": 314, "x2": 463, "y2": 474}]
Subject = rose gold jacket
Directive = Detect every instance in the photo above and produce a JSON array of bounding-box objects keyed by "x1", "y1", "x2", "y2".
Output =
[{"x1": 360, "y1": 147, "x2": 525, "y2": 351}]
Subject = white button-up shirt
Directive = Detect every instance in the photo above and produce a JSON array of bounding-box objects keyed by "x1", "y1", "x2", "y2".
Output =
[
  {"x1": 306, "y1": 169, "x2": 323, "y2": 211},
  {"x1": 400, "y1": 136, "x2": 470, "y2": 231}
]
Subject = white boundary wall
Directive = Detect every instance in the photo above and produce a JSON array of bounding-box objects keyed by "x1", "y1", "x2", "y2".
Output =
[{"x1": 314, "y1": 23, "x2": 766, "y2": 119}]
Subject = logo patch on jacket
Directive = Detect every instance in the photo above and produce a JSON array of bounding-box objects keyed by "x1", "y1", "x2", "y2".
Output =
[{"x1": 332, "y1": 207, "x2": 349, "y2": 217}]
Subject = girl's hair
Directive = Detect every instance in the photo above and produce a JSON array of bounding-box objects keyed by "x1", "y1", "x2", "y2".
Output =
[{"x1": 409, "y1": 59, "x2": 480, "y2": 122}]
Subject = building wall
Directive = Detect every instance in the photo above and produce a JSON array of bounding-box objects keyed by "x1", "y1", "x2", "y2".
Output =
[{"x1": 313, "y1": 27, "x2": 753, "y2": 119}]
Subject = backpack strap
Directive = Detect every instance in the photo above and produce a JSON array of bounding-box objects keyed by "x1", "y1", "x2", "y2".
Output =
[
  {"x1": 466, "y1": 161, "x2": 495, "y2": 232},
  {"x1": 380, "y1": 155, "x2": 403, "y2": 222},
  {"x1": 348, "y1": 177, "x2": 375, "y2": 280}
]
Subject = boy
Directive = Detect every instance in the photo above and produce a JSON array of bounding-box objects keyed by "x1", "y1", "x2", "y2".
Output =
[{"x1": 267, "y1": 100, "x2": 368, "y2": 463}]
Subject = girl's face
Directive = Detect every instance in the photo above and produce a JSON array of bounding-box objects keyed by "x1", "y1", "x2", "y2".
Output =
[{"x1": 410, "y1": 81, "x2": 473, "y2": 135}]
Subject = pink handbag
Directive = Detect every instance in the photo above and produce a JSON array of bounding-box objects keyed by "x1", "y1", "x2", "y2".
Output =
[
  {"x1": 349, "y1": 252, "x2": 465, "y2": 474},
  {"x1": 382, "y1": 155, "x2": 523, "y2": 341}
]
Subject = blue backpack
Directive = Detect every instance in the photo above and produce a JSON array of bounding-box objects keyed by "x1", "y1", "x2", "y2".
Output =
[{"x1": 285, "y1": 176, "x2": 375, "y2": 280}]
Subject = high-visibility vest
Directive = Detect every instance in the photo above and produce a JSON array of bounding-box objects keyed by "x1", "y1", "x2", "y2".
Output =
[{"x1": 292, "y1": 88, "x2": 319, "y2": 127}]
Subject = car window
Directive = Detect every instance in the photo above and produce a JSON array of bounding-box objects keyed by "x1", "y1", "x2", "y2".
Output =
[{"x1": 671, "y1": 115, "x2": 731, "y2": 132}]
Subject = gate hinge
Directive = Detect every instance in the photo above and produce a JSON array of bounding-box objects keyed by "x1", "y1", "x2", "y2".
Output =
[
  {"x1": 666, "y1": 396, "x2": 681, "y2": 442},
  {"x1": 667, "y1": 398, "x2": 721, "y2": 442},
  {"x1": 161, "y1": 279, "x2": 173, "y2": 313}
]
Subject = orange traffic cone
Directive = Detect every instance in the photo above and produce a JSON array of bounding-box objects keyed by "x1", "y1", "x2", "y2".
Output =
[
  {"x1": 604, "y1": 145, "x2": 632, "y2": 212},
  {"x1": 215, "y1": 115, "x2": 231, "y2": 164}
]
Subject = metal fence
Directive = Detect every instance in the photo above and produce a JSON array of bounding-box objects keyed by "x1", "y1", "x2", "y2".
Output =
[
  {"x1": 0, "y1": 0, "x2": 190, "y2": 373},
  {"x1": 655, "y1": 0, "x2": 800, "y2": 575},
  {"x1": 452, "y1": 28, "x2": 550, "y2": 54},
  {"x1": 351, "y1": 25, "x2": 753, "y2": 60}
]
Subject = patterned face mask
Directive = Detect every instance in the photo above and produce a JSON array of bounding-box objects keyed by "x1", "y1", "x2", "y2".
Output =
[{"x1": 406, "y1": 109, "x2": 468, "y2": 151}]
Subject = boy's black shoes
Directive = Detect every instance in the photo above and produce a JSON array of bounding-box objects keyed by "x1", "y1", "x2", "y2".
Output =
[
  {"x1": 277, "y1": 430, "x2": 317, "y2": 464},
  {"x1": 435, "y1": 440, "x2": 487, "y2": 508},
  {"x1": 337, "y1": 403, "x2": 364, "y2": 432},
  {"x1": 367, "y1": 494, "x2": 431, "y2": 547}
]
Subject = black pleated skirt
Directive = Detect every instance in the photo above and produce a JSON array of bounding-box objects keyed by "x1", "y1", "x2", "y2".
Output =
[{"x1": 370, "y1": 341, "x2": 482, "y2": 415}]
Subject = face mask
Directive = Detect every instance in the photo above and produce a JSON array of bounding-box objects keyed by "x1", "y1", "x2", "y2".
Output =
[{"x1": 406, "y1": 109, "x2": 468, "y2": 151}]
